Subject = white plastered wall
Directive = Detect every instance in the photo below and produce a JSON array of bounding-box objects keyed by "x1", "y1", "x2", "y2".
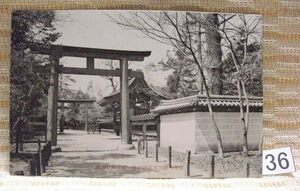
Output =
[{"x1": 160, "y1": 112, "x2": 196, "y2": 152}]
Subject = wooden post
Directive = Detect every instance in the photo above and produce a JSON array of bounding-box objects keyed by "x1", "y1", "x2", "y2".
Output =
[
  {"x1": 19, "y1": 131, "x2": 23, "y2": 152},
  {"x1": 155, "y1": 143, "x2": 159, "y2": 162},
  {"x1": 86, "y1": 57, "x2": 95, "y2": 72},
  {"x1": 112, "y1": 104, "x2": 117, "y2": 135},
  {"x1": 15, "y1": 129, "x2": 19, "y2": 154},
  {"x1": 43, "y1": 145, "x2": 49, "y2": 167},
  {"x1": 53, "y1": 69, "x2": 59, "y2": 146},
  {"x1": 209, "y1": 155, "x2": 215, "y2": 178},
  {"x1": 28, "y1": 159, "x2": 36, "y2": 176},
  {"x1": 120, "y1": 59, "x2": 132, "y2": 144},
  {"x1": 145, "y1": 140, "x2": 148, "y2": 158},
  {"x1": 37, "y1": 139, "x2": 41, "y2": 150},
  {"x1": 259, "y1": 138, "x2": 263, "y2": 155},
  {"x1": 41, "y1": 148, "x2": 46, "y2": 173},
  {"x1": 85, "y1": 103, "x2": 88, "y2": 132},
  {"x1": 244, "y1": 161, "x2": 250, "y2": 177},
  {"x1": 157, "y1": 122, "x2": 160, "y2": 146},
  {"x1": 37, "y1": 139, "x2": 43, "y2": 175},
  {"x1": 59, "y1": 103, "x2": 65, "y2": 133},
  {"x1": 49, "y1": 142, "x2": 52, "y2": 157},
  {"x1": 137, "y1": 138, "x2": 142, "y2": 154},
  {"x1": 168, "y1": 146, "x2": 172, "y2": 168},
  {"x1": 44, "y1": 124, "x2": 47, "y2": 142},
  {"x1": 142, "y1": 124, "x2": 146, "y2": 149},
  {"x1": 35, "y1": 154, "x2": 41, "y2": 176},
  {"x1": 185, "y1": 150, "x2": 191, "y2": 177},
  {"x1": 47, "y1": 56, "x2": 59, "y2": 146},
  {"x1": 119, "y1": 63, "x2": 123, "y2": 138},
  {"x1": 47, "y1": 142, "x2": 52, "y2": 157}
]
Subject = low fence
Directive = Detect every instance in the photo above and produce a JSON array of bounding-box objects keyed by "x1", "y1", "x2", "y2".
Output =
[
  {"x1": 137, "y1": 138, "x2": 253, "y2": 178},
  {"x1": 12, "y1": 122, "x2": 47, "y2": 154},
  {"x1": 27, "y1": 139, "x2": 52, "y2": 176}
]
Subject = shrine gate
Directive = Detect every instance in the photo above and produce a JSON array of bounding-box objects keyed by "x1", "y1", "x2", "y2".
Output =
[
  {"x1": 58, "y1": 99, "x2": 96, "y2": 133},
  {"x1": 30, "y1": 43, "x2": 151, "y2": 149}
]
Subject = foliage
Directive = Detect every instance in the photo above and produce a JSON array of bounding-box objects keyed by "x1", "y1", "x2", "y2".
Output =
[
  {"x1": 222, "y1": 42, "x2": 262, "y2": 96},
  {"x1": 64, "y1": 82, "x2": 99, "y2": 127},
  {"x1": 59, "y1": 75, "x2": 76, "y2": 99},
  {"x1": 161, "y1": 42, "x2": 262, "y2": 98},
  {"x1": 161, "y1": 50, "x2": 199, "y2": 98},
  {"x1": 11, "y1": 11, "x2": 61, "y2": 131},
  {"x1": 64, "y1": 90, "x2": 88, "y2": 124}
]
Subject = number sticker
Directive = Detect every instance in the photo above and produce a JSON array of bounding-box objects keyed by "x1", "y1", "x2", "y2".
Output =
[{"x1": 263, "y1": 147, "x2": 296, "y2": 175}]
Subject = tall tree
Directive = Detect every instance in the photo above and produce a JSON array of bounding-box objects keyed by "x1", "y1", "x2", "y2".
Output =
[
  {"x1": 11, "y1": 11, "x2": 61, "y2": 135},
  {"x1": 216, "y1": 14, "x2": 262, "y2": 156},
  {"x1": 203, "y1": 14, "x2": 223, "y2": 95},
  {"x1": 109, "y1": 11, "x2": 226, "y2": 156}
]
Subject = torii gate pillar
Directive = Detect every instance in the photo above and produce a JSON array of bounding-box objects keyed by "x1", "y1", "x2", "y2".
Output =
[
  {"x1": 119, "y1": 58, "x2": 134, "y2": 149},
  {"x1": 47, "y1": 56, "x2": 59, "y2": 146}
]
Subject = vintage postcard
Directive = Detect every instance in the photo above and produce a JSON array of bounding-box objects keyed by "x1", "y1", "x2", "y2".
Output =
[{"x1": 10, "y1": 10, "x2": 263, "y2": 178}]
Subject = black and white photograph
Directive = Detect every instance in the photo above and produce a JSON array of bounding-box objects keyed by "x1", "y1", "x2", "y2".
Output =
[{"x1": 10, "y1": 10, "x2": 263, "y2": 178}]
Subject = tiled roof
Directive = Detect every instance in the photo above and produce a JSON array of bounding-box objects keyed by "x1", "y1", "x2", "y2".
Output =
[
  {"x1": 58, "y1": 99, "x2": 96, "y2": 103},
  {"x1": 152, "y1": 95, "x2": 263, "y2": 114},
  {"x1": 130, "y1": 113, "x2": 159, "y2": 122},
  {"x1": 97, "y1": 118, "x2": 115, "y2": 124},
  {"x1": 98, "y1": 113, "x2": 159, "y2": 124},
  {"x1": 99, "y1": 78, "x2": 171, "y2": 106}
]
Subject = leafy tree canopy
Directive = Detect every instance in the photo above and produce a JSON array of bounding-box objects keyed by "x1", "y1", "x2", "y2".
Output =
[{"x1": 11, "y1": 11, "x2": 61, "y2": 131}]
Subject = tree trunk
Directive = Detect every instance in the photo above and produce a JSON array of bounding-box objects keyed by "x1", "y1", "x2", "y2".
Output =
[
  {"x1": 229, "y1": 44, "x2": 250, "y2": 157},
  {"x1": 241, "y1": 81, "x2": 250, "y2": 156},
  {"x1": 196, "y1": 64, "x2": 224, "y2": 158},
  {"x1": 204, "y1": 14, "x2": 223, "y2": 95},
  {"x1": 237, "y1": 81, "x2": 248, "y2": 156},
  {"x1": 197, "y1": 23, "x2": 204, "y2": 95}
]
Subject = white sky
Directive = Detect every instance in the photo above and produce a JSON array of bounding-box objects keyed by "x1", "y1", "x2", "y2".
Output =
[
  {"x1": 54, "y1": 10, "x2": 261, "y2": 99},
  {"x1": 54, "y1": 10, "x2": 173, "y2": 99}
]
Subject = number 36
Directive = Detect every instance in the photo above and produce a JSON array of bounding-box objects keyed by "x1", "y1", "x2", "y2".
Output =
[{"x1": 265, "y1": 152, "x2": 289, "y2": 171}]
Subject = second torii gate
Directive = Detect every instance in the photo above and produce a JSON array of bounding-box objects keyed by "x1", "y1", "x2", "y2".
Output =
[
  {"x1": 58, "y1": 99, "x2": 96, "y2": 133},
  {"x1": 30, "y1": 43, "x2": 151, "y2": 149}
]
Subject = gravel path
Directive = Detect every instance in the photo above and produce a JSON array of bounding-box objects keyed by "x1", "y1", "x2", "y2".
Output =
[
  {"x1": 45, "y1": 130, "x2": 187, "y2": 178},
  {"x1": 11, "y1": 129, "x2": 261, "y2": 178}
]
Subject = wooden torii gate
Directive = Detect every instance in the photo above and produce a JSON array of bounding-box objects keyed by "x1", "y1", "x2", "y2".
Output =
[
  {"x1": 30, "y1": 43, "x2": 151, "y2": 149},
  {"x1": 58, "y1": 99, "x2": 96, "y2": 134}
]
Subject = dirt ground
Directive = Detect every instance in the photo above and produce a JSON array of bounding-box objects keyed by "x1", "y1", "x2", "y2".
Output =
[{"x1": 10, "y1": 129, "x2": 261, "y2": 178}]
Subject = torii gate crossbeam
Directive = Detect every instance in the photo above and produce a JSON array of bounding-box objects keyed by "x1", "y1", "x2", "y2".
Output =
[{"x1": 30, "y1": 43, "x2": 151, "y2": 148}]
